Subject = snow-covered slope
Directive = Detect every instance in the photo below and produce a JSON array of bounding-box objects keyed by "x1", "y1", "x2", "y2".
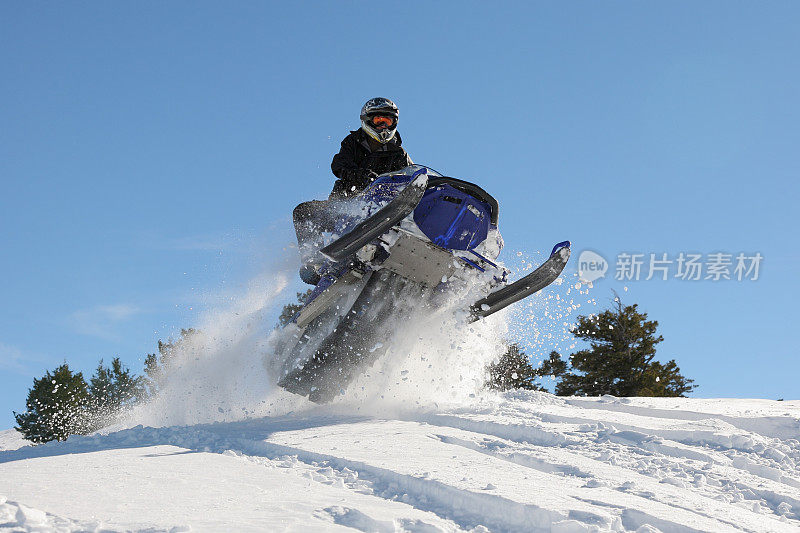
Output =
[{"x1": 2, "y1": 393, "x2": 799, "y2": 532}]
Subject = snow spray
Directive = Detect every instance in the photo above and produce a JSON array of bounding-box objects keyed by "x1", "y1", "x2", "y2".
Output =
[
  {"x1": 121, "y1": 245, "x2": 587, "y2": 428},
  {"x1": 125, "y1": 270, "x2": 303, "y2": 427}
]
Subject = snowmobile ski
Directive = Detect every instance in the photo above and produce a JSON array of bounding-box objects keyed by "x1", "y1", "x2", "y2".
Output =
[
  {"x1": 469, "y1": 241, "x2": 571, "y2": 321},
  {"x1": 320, "y1": 171, "x2": 429, "y2": 262}
]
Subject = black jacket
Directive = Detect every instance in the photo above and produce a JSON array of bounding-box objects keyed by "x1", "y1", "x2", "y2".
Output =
[{"x1": 330, "y1": 129, "x2": 412, "y2": 199}]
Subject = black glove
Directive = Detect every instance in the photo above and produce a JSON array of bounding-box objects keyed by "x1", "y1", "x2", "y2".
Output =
[{"x1": 354, "y1": 169, "x2": 379, "y2": 189}]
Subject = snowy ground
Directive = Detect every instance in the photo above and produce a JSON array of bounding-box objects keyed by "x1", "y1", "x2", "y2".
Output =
[
  {"x1": 2, "y1": 393, "x2": 799, "y2": 532},
  {"x1": 3, "y1": 270, "x2": 798, "y2": 531}
]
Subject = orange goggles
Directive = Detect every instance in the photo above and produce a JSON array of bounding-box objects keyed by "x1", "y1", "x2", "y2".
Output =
[{"x1": 370, "y1": 115, "x2": 396, "y2": 128}]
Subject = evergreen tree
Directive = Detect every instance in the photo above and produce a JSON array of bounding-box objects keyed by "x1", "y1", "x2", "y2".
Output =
[
  {"x1": 143, "y1": 328, "x2": 196, "y2": 396},
  {"x1": 636, "y1": 360, "x2": 696, "y2": 397},
  {"x1": 554, "y1": 298, "x2": 695, "y2": 397},
  {"x1": 277, "y1": 290, "x2": 314, "y2": 327},
  {"x1": 486, "y1": 344, "x2": 544, "y2": 391},
  {"x1": 89, "y1": 359, "x2": 114, "y2": 406},
  {"x1": 530, "y1": 350, "x2": 569, "y2": 393},
  {"x1": 142, "y1": 352, "x2": 159, "y2": 397},
  {"x1": 13, "y1": 363, "x2": 93, "y2": 443},
  {"x1": 89, "y1": 357, "x2": 146, "y2": 420}
]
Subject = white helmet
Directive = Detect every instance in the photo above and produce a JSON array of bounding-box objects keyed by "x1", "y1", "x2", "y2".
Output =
[{"x1": 360, "y1": 97, "x2": 399, "y2": 144}]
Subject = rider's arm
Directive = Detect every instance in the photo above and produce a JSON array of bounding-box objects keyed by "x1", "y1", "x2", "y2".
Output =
[{"x1": 330, "y1": 134, "x2": 374, "y2": 199}]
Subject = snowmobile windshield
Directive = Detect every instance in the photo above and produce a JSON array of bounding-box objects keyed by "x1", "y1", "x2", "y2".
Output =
[
  {"x1": 366, "y1": 165, "x2": 498, "y2": 225},
  {"x1": 425, "y1": 176, "x2": 498, "y2": 226}
]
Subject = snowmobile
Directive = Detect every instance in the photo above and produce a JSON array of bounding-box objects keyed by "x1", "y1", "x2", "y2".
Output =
[{"x1": 275, "y1": 165, "x2": 570, "y2": 403}]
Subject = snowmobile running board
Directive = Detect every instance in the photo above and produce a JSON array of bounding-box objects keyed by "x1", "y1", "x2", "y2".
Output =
[
  {"x1": 320, "y1": 171, "x2": 429, "y2": 263},
  {"x1": 469, "y1": 242, "x2": 571, "y2": 322}
]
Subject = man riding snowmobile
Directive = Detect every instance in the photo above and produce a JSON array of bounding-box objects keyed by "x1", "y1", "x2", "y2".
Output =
[
  {"x1": 276, "y1": 161, "x2": 571, "y2": 402},
  {"x1": 275, "y1": 99, "x2": 571, "y2": 402},
  {"x1": 329, "y1": 97, "x2": 413, "y2": 199},
  {"x1": 294, "y1": 97, "x2": 412, "y2": 284}
]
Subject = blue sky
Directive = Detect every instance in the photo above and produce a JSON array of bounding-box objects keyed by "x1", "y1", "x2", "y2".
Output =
[{"x1": 2, "y1": 2, "x2": 798, "y2": 428}]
